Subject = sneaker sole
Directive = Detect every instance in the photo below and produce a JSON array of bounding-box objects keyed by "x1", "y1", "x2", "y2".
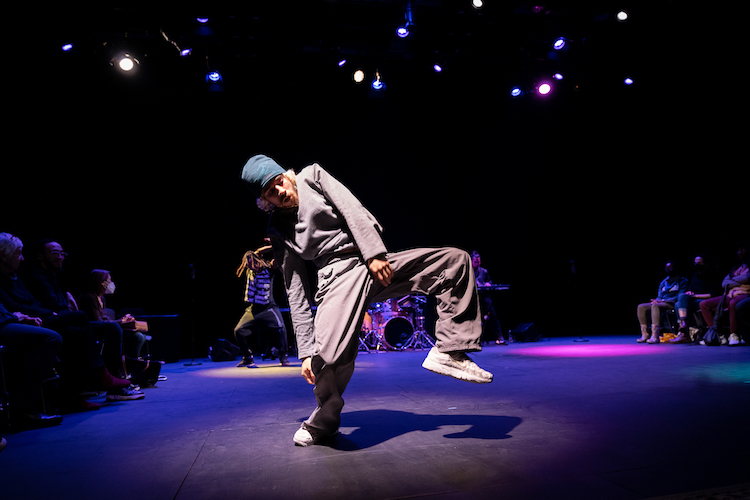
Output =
[
  {"x1": 106, "y1": 394, "x2": 145, "y2": 401},
  {"x1": 422, "y1": 357, "x2": 493, "y2": 384}
]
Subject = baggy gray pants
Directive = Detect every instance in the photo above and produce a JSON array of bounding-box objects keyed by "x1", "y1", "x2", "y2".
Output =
[{"x1": 304, "y1": 247, "x2": 482, "y2": 436}]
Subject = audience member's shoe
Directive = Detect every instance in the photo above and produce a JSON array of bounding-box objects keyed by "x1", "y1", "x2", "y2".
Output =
[
  {"x1": 422, "y1": 347, "x2": 493, "y2": 383},
  {"x1": 279, "y1": 354, "x2": 290, "y2": 366},
  {"x1": 720, "y1": 335, "x2": 728, "y2": 346},
  {"x1": 668, "y1": 332, "x2": 691, "y2": 344},
  {"x1": 11, "y1": 409, "x2": 63, "y2": 429},
  {"x1": 106, "y1": 386, "x2": 145, "y2": 401},
  {"x1": 237, "y1": 356, "x2": 256, "y2": 368},
  {"x1": 728, "y1": 333, "x2": 741, "y2": 346},
  {"x1": 93, "y1": 367, "x2": 132, "y2": 390},
  {"x1": 495, "y1": 339, "x2": 507, "y2": 345}
]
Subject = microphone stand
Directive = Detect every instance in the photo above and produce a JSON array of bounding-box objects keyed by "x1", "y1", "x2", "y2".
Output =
[
  {"x1": 570, "y1": 260, "x2": 588, "y2": 342},
  {"x1": 184, "y1": 263, "x2": 203, "y2": 366}
]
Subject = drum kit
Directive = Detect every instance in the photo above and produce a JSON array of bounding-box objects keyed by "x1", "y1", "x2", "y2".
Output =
[{"x1": 359, "y1": 294, "x2": 435, "y2": 352}]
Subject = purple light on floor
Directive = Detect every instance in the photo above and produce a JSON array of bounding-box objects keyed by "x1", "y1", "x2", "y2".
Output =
[{"x1": 512, "y1": 344, "x2": 668, "y2": 358}]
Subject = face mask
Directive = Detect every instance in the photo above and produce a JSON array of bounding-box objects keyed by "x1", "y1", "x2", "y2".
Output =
[{"x1": 105, "y1": 281, "x2": 116, "y2": 295}]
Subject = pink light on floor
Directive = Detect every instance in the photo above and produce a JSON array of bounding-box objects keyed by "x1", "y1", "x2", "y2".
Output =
[{"x1": 512, "y1": 344, "x2": 669, "y2": 358}]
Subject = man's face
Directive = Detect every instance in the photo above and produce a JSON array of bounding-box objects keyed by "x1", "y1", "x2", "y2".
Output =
[
  {"x1": 471, "y1": 254, "x2": 481, "y2": 269},
  {"x1": 41, "y1": 242, "x2": 67, "y2": 270},
  {"x1": 262, "y1": 174, "x2": 299, "y2": 209}
]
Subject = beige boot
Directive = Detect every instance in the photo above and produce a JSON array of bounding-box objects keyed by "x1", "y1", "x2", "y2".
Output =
[
  {"x1": 637, "y1": 325, "x2": 649, "y2": 343},
  {"x1": 647, "y1": 324, "x2": 660, "y2": 343}
]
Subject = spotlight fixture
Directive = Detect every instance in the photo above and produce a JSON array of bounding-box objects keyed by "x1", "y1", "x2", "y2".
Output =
[
  {"x1": 537, "y1": 83, "x2": 552, "y2": 95},
  {"x1": 196, "y1": 17, "x2": 209, "y2": 24},
  {"x1": 472, "y1": 0, "x2": 484, "y2": 8},
  {"x1": 396, "y1": 1, "x2": 414, "y2": 38},
  {"x1": 206, "y1": 71, "x2": 223, "y2": 83},
  {"x1": 371, "y1": 70, "x2": 386, "y2": 90},
  {"x1": 61, "y1": 43, "x2": 74, "y2": 52},
  {"x1": 337, "y1": 59, "x2": 347, "y2": 67},
  {"x1": 510, "y1": 87, "x2": 524, "y2": 98},
  {"x1": 180, "y1": 48, "x2": 193, "y2": 57},
  {"x1": 617, "y1": 10, "x2": 629, "y2": 21},
  {"x1": 111, "y1": 53, "x2": 139, "y2": 72},
  {"x1": 433, "y1": 64, "x2": 443, "y2": 73},
  {"x1": 553, "y1": 38, "x2": 566, "y2": 51},
  {"x1": 623, "y1": 77, "x2": 634, "y2": 86},
  {"x1": 353, "y1": 69, "x2": 365, "y2": 83},
  {"x1": 553, "y1": 73, "x2": 564, "y2": 80}
]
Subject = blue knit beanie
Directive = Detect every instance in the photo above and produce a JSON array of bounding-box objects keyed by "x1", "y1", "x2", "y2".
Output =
[{"x1": 241, "y1": 154, "x2": 285, "y2": 196}]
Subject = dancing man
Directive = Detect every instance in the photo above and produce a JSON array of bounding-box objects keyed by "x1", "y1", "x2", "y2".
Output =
[{"x1": 241, "y1": 155, "x2": 493, "y2": 447}]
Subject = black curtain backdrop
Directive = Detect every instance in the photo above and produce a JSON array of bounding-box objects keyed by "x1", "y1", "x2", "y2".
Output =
[{"x1": 4, "y1": 3, "x2": 743, "y2": 356}]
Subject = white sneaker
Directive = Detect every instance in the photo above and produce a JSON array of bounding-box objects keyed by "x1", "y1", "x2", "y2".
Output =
[
  {"x1": 728, "y1": 333, "x2": 741, "y2": 346},
  {"x1": 720, "y1": 335, "x2": 728, "y2": 345},
  {"x1": 422, "y1": 347, "x2": 493, "y2": 384},
  {"x1": 293, "y1": 427, "x2": 314, "y2": 447}
]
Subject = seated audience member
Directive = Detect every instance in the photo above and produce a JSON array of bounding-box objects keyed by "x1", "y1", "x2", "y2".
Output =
[
  {"x1": 699, "y1": 243, "x2": 750, "y2": 346},
  {"x1": 735, "y1": 296, "x2": 750, "y2": 343},
  {"x1": 0, "y1": 233, "x2": 142, "y2": 403},
  {"x1": 77, "y1": 269, "x2": 146, "y2": 360},
  {"x1": 21, "y1": 240, "x2": 128, "y2": 382},
  {"x1": 670, "y1": 255, "x2": 721, "y2": 343},
  {"x1": 0, "y1": 300, "x2": 65, "y2": 427},
  {"x1": 636, "y1": 261, "x2": 688, "y2": 344}
]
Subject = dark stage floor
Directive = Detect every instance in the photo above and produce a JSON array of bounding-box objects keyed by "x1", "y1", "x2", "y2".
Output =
[{"x1": 2, "y1": 336, "x2": 750, "y2": 500}]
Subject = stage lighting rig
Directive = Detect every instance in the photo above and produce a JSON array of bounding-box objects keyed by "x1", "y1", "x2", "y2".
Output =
[
  {"x1": 371, "y1": 70, "x2": 386, "y2": 91},
  {"x1": 396, "y1": 1, "x2": 414, "y2": 38},
  {"x1": 110, "y1": 53, "x2": 140, "y2": 73}
]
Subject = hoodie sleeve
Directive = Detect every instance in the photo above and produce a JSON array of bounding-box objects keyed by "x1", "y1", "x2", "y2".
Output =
[
  {"x1": 270, "y1": 232, "x2": 316, "y2": 359},
  {"x1": 313, "y1": 165, "x2": 388, "y2": 262}
]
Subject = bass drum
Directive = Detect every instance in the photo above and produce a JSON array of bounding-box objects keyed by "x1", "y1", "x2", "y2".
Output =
[{"x1": 383, "y1": 317, "x2": 413, "y2": 349}]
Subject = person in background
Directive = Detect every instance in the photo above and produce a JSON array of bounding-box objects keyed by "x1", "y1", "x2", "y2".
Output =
[
  {"x1": 77, "y1": 269, "x2": 147, "y2": 360},
  {"x1": 0, "y1": 299, "x2": 64, "y2": 428},
  {"x1": 0, "y1": 232, "x2": 140, "y2": 405},
  {"x1": 699, "y1": 243, "x2": 750, "y2": 346},
  {"x1": 471, "y1": 250, "x2": 505, "y2": 345},
  {"x1": 670, "y1": 255, "x2": 721, "y2": 343},
  {"x1": 233, "y1": 244, "x2": 290, "y2": 368},
  {"x1": 636, "y1": 261, "x2": 688, "y2": 344},
  {"x1": 21, "y1": 240, "x2": 131, "y2": 390}
]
